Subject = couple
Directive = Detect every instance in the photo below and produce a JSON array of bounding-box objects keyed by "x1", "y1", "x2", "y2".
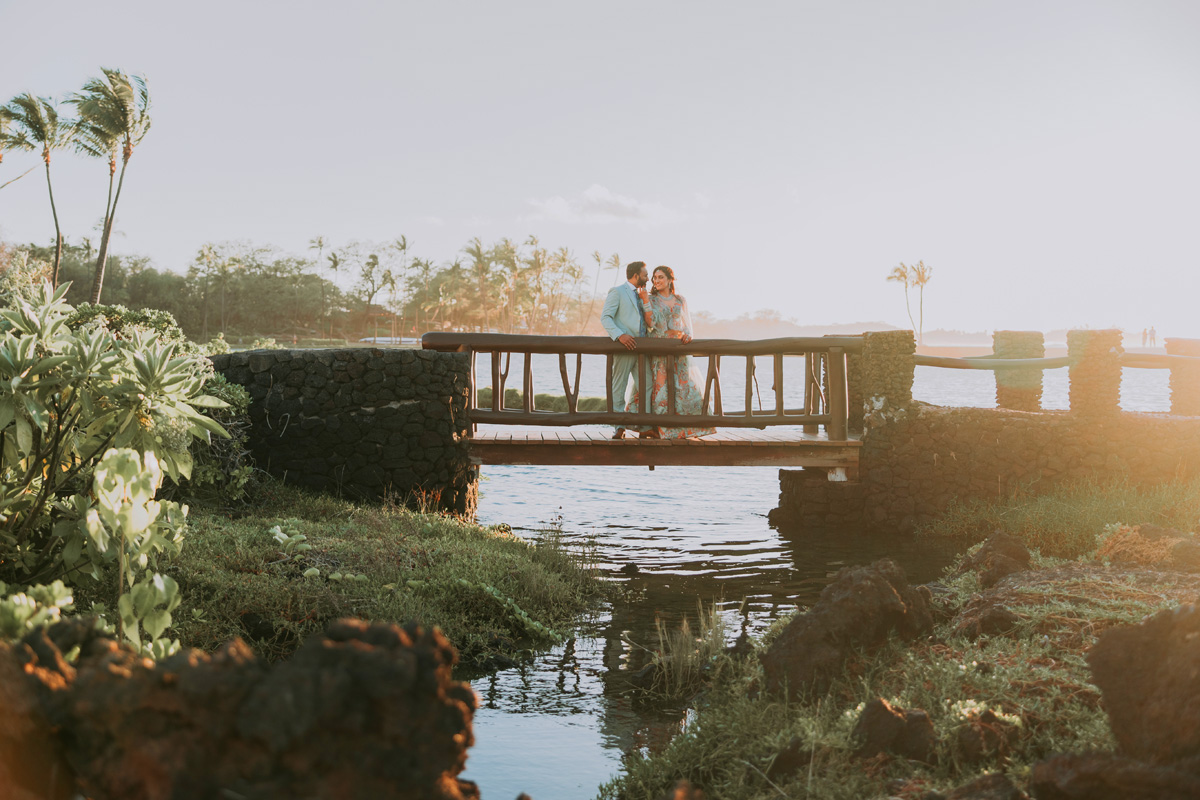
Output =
[{"x1": 600, "y1": 261, "x2": 715, "y2": 440}]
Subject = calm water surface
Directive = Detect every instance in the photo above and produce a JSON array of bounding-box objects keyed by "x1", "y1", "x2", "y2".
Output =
[{"x1": 460, "y1": 365, "x2": 1171, "y2": 799}]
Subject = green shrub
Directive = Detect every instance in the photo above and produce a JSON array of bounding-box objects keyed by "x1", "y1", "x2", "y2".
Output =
[
  {"x1": 68, "y1": 301, "x2": 196, "y2": 354},
  {"x1": 201, "y1": 332, "x2": 232, "y2": 355},
  {"x1": 162, "y1": 372, "x2": 253, "y2": 506},
  {"x1": 63, "y1": 302, "x2": 254, "y2": 505},
  {"x1": 0, "y1": 283, "x2": 222, "y2": 590},
  {"x1": 476, "y1": 387, "x2": 608, "y2": 412}
]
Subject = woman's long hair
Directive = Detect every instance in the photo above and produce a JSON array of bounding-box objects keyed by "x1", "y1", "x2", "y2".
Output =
[{"x1": 650, "y1": 265, "x2": 676, "y2": 296}]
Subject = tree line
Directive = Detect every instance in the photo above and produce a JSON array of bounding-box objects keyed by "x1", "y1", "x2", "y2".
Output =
[{"x1": 2, "y1": 235, "x2": 625, "y2": 342}]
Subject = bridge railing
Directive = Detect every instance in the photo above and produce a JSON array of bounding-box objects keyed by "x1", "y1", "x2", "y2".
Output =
[
  {"x1": 421, "y1": 333, "x2": 864, "y2": 440},
  {"x1": 911, "y1": 331, "x2": 1200, "y2": 415}
]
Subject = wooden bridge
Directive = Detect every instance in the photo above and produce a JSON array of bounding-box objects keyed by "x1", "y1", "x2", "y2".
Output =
[{"x1": 421, "y1": 333, "x2": 864, "y2": 469}]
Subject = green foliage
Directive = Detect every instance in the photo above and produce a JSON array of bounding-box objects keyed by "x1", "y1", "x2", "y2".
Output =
[
  {"x1": 599, "y1": 577, "x2": 1177, "y2": 800},
  {"x1": 917, "y1": 477, "x2": 1200, "y2": 558},
  {"x1": 67, "y1": 301, "x2": 195, "y2": 354},
  {"x1": 0, "y1": 243, "x2": 51, "y2": 305},
  {"x1": 165, "y1": 371, "x2": 253, "y2": 505},
  {"x1": 200, "y1": 333, "x2": 231, "y2": 355},
  {"x1": 63, "y1": 301, "x2": 254, "y2": 506},
  {"x1": 0, "y1": 283, "x2": 222, "y2": 589},
  {"x1": 476, "y1": 386, "x2": 608, "y2": 412},
  {"x1": 0, "y1": 579, "x2": 74, "y2": 639},
  {"x1": 167, "y1": 479, "x2": 607, "y2": 664}
]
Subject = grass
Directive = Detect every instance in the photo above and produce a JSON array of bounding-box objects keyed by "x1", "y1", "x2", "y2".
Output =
[
  {"x1": 916, "y1": 476, "x2": 1200, "y2": 558},
  {"x1": 82, "y1": 477, "x2": 608, "y2": 667},
  {"x1": 477, "y1": 387, "x2": 609, "y2": 412},
  {"x1": 624, "y1": 601, "x2": 728, "y2": 703},
  {"x1": 599, "y1": 480, "x2": 1200, "y2": 799}
]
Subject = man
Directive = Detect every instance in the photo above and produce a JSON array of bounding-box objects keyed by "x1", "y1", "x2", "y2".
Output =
[{"x1": 600, "y1": 261, "x2": 649, "y2": 439}]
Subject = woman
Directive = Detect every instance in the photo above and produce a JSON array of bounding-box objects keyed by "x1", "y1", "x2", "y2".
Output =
[{"x1": 627, "y1": 266, "x2": 717, "y2": 439}]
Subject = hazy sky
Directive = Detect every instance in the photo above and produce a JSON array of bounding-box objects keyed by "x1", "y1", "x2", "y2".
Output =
[{"x1": 2, "y1": 1, "x2": 1199, "y2": 336}]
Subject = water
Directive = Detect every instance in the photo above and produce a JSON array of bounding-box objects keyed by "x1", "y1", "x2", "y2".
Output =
[{"x1": 459, "y1": 363, "x2": 1172, "y2": 799}]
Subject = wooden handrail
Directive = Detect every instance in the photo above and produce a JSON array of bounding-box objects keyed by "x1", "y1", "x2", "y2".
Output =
[
  {"x1": 914, "y1": 352, "x2": 1200, "y2": 371},
  {"x1": 1120, "y1": 352, "x2": 1200, "y2": 369},
  {"x1": 914, "y1": 355, "x2": 1073, "y2": 370},
  {"x1": 421, "y1": 332, "x2": 858, "y2": 440},
  {"x1": 421, "y1": 332, "x2": 865, "y2": 355}
]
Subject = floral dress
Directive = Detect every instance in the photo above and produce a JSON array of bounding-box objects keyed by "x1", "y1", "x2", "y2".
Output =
[{"x1": 625, "y1": 293, "x2": 716, "y2": 439}]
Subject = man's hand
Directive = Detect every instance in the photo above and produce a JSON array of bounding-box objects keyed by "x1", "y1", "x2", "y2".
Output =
[{"x1": 617, "y1": 334, "x2": 637, "y2": 350}]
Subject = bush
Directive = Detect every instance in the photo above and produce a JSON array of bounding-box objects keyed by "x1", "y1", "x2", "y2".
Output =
[
  {"x1": 477, "y1": 386, "x2": 608, "y2": 412},
  {"x1": 0, "y1": 285, "x2": 217, "y2": 582},
  {"x1": 163, "y1": 372, "x2": 253, "y2": 506},
  {"x1": 63, "y1": 302, "x2": 254, "y2": 505},
  {"x1": 0, "y1": 285, "x2": 227, "y2": 654}
]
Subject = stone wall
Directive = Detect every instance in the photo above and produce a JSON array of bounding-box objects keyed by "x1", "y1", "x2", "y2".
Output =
[
  {"x1": 211, "y1": 348, "x2": 477, "y2": 515},
  {"x1": 773, "y1": 328, "x2": 1200, "y2": 533},
  {"x1": 1167, "y1": 338, "x2": 1200, "y2": 417},
  {"x1": 776, "y1": 406, "x2": 1200, "y2": 533}
]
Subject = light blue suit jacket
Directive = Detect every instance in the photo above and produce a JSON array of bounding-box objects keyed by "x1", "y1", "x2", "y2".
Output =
[{"x1": 600, "y1": 282, "x2": 646, "y2": 340}]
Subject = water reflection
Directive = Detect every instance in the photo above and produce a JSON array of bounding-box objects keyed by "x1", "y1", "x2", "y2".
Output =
[{"x1": 461, "y1": 466, "x2": 955, "y2": 799}]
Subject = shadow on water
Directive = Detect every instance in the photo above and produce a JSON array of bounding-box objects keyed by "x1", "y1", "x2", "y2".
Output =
[{"x1": 459, "y1": 464, "x2": 960, "y2": 800}]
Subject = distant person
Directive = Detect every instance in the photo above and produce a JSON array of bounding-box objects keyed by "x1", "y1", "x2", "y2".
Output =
[
  {"x1": 1150, "y1": 326, "x2": 1158, "y2": 347},
  {"x1": 625, "y1": 266, "x2": 716, "y2": 440},
  {"x1": 1142, "y1": 328, "x2": 1148, "y2": 347},
  {"x1": 600, "y1": 261, "x2": 649, "y2": 439}
]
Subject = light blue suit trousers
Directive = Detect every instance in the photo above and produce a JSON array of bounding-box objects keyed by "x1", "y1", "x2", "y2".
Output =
[{"x1": 599, "y1": 283, "x2": 648, "y2": 416}]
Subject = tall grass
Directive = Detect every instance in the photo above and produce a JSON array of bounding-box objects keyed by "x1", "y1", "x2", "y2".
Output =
[{"x1": 917, "y1": 477, "x2": 1200, "y2": 558}]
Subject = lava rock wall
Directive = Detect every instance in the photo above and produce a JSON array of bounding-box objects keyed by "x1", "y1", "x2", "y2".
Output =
[{"x1": 211, "y1": 348, "x2": 477, "y2": 515}]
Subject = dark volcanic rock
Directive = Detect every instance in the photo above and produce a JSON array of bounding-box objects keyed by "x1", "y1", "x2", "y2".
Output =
[
  {"x1": 1030, "y1": 752, "x2": 1200, "y2": 799},
  {"x1": 12, "y1": 617, "x2": 479, "y2": 800},
  {"x1": 765, "y1": 736, "x2": 813, "y2": 779},
  {"x1": 954, "y1": 709, "x2": 1020, "y2": 765},
  {"x1": 851, "y1": 698, "x2": 937, "y2": 763},
  {"x1": 0, "y1": 646, "x2": 75, "y2": 800},
  {"x1": 760, "y1": 559, "x2": 933, "y2": 699},
  {"x1": 956, "y1": 533, "x2": 1032, "y2": 589},
  {"x1": 951, "y1": 600, "x2": 1022, "y2": 641},
  {"x1": 1087, "y1": 604, "x2": 1200, "y2": 763}
]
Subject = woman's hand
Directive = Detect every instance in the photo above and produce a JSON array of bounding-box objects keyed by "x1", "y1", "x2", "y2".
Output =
[
  {"x1": 681, "y1": 333, "x2": 693, "y2": 344},
  {"x1": 637, "y1": 288, "x2": 649, "y2": 303}
]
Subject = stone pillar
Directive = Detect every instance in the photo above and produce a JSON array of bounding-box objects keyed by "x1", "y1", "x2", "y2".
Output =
[
  {"x1": 993, "y1": 330, "x2": 1045, "y2": 411},
  {"x1": 1165, "y1": 338, "x2": 1200, "y2": 417},
  {"x1": 860, "y1": 330, "x2": 916, "y2": 426},
  {"x1": 1067, "y1": 329, "x2": 1123, "y2": 416}
]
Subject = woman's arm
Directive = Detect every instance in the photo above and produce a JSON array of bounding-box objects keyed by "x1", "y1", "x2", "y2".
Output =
[{"x1": 680, "y1": 296, "x2": 693, "y2": 343}]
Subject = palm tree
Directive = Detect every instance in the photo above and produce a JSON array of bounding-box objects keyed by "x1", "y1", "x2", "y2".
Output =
[
  {"x1": 309, "y1": 236, "x2": 328, "y2": 336},
  {"x1": 69, "y1": 68, "x2": 151, "y2": 303},
  {"x1": 910, "y1": 260, "x2": 933, "y2": 344},
  {"x1": 886, "y1": 262, "x2": 917, "y2": 334},
  {"x1": 1, "y1": 94, "x2": 70, "y2": 286},
  {"x1": 462, "y1": 237, "x2": 493, "y2": 332}
]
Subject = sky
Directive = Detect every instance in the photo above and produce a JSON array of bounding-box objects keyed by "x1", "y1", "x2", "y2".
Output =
[{"x1": 2, "y1": 1, "x2": 1199, "y2": 337}]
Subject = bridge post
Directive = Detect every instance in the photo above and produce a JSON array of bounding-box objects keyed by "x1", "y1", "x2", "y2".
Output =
[
  {"x1": 1067, "y1": 329, "x2": 1123, "y2": 416},
  {"x1": 860, "y1": 330, "x2": 916, "y2": 426},
  {"x1": 1166, "y1": 338, "x2": 1200, "y2": 416},
  {"x1": 993, "y1": 330, "x2": 1044, "y2": 411}
]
